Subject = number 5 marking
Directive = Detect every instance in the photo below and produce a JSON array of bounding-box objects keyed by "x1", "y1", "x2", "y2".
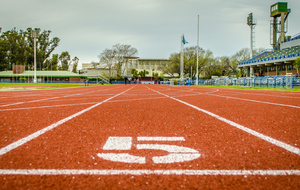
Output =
[{"x1": 97, "y1": 136, "x2": 201, "y2": 164}]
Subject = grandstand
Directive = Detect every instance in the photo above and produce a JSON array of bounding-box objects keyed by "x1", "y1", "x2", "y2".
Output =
[
  {"x1": 238, "y1": 36, "x2": 300, "y2": 77},
  {"x1": 238, "y1": 2, "x2": 300, "y2": 77}
]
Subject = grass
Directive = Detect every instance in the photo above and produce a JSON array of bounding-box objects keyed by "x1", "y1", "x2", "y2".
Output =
[
  {"x1": 0, "y1": 83, "x2": 111, "y2": 91},
  {"x1": 192, "y1": 85, "x2": 300, "y2": 91},
  {"x1": 0, "y1": 83, "x2": 84, "y2": 87}
]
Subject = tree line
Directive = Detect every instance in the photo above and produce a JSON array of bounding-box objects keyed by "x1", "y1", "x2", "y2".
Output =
[
  {"x1": 98, "y1": 43, "x2": 264, "y2": 79},
  {"x1": 0, "y1": 28, "x2": 78, "y2": 73},
  {"x1": 163, "y1": 46, "x2": 265, "y2": 79}
]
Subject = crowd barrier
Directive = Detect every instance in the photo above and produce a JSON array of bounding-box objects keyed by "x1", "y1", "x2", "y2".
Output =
[{"x1": 159, "y1": 75, "x2": 300, "y2": 89}]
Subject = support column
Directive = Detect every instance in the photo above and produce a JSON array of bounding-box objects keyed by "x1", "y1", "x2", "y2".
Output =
[
  {"x1": 247, "y1": 68, "x2": 250, "y2": 77},
  {"x1": 273, "y1": 17, "x2": 277, "y2": 49},
  {"x1": 280, "y1": 13, "x2": 285, "y2": 43}
]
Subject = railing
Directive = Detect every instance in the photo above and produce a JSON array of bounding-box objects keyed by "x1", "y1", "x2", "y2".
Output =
[{"x1": 195, "y1": 75, "x2": 300, "y2": 89}]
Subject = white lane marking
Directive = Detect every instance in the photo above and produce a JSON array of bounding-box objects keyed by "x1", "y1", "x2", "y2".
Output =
[
  {"x1": 148, "y1": 87, "x2": 300, "y2": 156},
  {"x1": 0, "y1": 169, "x2": 299, "y2": 176},
  {"x1": 217, "y1": 90, "x2": 300, "y2": 99},
  {"x1": 0, "y1": 96, "x2": 170, "y2": 111},
  {"x1": 170, "y1": 87, "x2": 300, "y2": 108},
  {"x1": 0, "y1": 87, "x2": 114, "y2": 108},
  {"x1": 0, "y1": 102, "x2": 98, "y2": 111},
  {"x1": 137, "y1": 137, "x2": 185, "y2": 141},
  {"x1": 98, "y1": 136, "x2": 200, "y2": 164},
  {"x1": 207, "y1": 93, "x2": 300, "y2": 109},
  {"x1": 97, "y1": 153, "x2": 146, "y2": 164},
  {"x1": 137, "y1": 144, "x2": 200, "y2": 164},
  {"x1": 0, "y1": 96, "x2": 63, "y2": 107},
  {"x1": 0, "y1": 87, "x2": 134, "y2": 156},
  {"x1": 137, "y1": 144, "x2": 199, "y2": 153},
  {"x1": 103, "y1": 137, "x2": 132, "y2": 150}
]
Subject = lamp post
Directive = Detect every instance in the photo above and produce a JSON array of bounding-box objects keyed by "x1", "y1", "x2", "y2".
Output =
[
  {"x1": 31, "y1": 29, "x2": 40, "y2": 83},
  {"x1": 196, "y1": 15, "x2": 199, "y2": 85}
]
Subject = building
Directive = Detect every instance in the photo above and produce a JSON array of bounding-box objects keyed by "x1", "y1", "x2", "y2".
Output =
[
  {"x1": 125, "y1": 58, "x2": 169, "y2": 77},
  {"x1": 0, "y1": 65, "x2": 86, "y2": 82},
  {"x1": 238, "y1": 35, "x2": 300, "y2": 77},
  {"x1": 80, "y1": 58, "x2": 170, "y2": 78},
  {"x1": 238, "y1": 2, "x2": 300, "y2": 77}
]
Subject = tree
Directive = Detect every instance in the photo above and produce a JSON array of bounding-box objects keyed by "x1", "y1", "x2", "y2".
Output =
[
  {"x1": 59, "y1": 51, "x2": 70, "y2": 71},
  {"x1": 163, "y1": 52, "x2": 180, "y2": 76},
  {"x1": 0, "y1": 29, "x2": 27, "y2": 70},
  {"x1": 72, "y1": 56, "x2": 79, "y2": 73},
  {"x1": 91, "y1": 61, "x2": 98, "y2": 69},
  {"x1": 138, "y1": 70, "x2": 149, "y2": 77},
  {"x1": 44, "y1": 54, "x2": 59, "y2": 71},
  {"x1": 294, "y1": 57, "x2": 300, "y2": 74},
  {"x1": 98, "y1": 48, "x2": 116, "y2": 78},
  {"x1": 112, "y1": 44, "x2": 138, "y2": 75},
  {"x1": 163, "y1": 46, "x2": 214, "y2": 78},
  {"x1": 131, "y1": 68, "x2": 139, "y2": 78},
  {"x1": 0, "y1": 28, "x2": 60, "y2": 71}
]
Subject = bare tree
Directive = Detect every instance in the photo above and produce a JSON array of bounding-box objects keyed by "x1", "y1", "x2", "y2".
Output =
[
  {"x1": 113, "y1": 44, "x2": 138, "y2": 76},
  {"x1": 98, "y1": 48, "x2": 116, "y2": 78},
  {"x1": 98, "y1": 44, "x2": 138, "y2": 76}
]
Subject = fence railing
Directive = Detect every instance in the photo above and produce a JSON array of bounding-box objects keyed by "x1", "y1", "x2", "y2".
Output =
[
  {"x1": 159, "y1": 75, "x2": 300, "y2": 89},
  {"x1": 196, "y1": 75, "x2": 300, "y2": 89}
]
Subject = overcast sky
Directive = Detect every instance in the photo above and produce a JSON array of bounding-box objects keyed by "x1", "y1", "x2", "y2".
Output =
[{"x1": 1, "y1": 0, "x2": 299, "y2": 69}]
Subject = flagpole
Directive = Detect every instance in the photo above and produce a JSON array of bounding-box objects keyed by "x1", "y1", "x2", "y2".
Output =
[
  {"x1": 196, "y1": 15, "x2": 199, "y2": 85},
  {"x1": 180, "y1": 34, "x2": 184, "y2": 79}
]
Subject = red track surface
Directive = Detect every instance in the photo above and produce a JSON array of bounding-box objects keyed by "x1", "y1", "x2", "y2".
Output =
[{"x1": 0, "y1": 84, "x2": 299, "y2": 189}]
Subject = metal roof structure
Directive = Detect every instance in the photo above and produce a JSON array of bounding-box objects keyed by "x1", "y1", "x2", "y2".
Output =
[{"x1": 0, "y1": 71, "x2": 86, "y2": 78}]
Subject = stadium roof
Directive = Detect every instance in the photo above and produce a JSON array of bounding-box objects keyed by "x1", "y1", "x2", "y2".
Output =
[{"x1": 0, "y1": 71, "x2": 86, "y2": 78}]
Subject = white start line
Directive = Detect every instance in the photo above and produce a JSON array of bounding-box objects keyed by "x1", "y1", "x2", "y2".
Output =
[
  {"x1": 97, "y1": 136, "x2": 200, "y2": 164},
  {"x1": 0, "y1": 169, "x2": 300, "y2": 176}
]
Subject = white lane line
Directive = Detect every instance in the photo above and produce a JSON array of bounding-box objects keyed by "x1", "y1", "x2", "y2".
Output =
[
  {"x1": 164, "y1": 87, "x2": 300, "y2": 109},
  {"x1": 138, "y1": 137, "x2": 185, "y2": 141},
  {"x1": 217, "y1": 90, "x2": 300, "y2": 99},
  {"x1": 207, "y1": 93, "x2": 300, "y2": 109},
  {"x1": 0, "y1": 87, "x2": 134, "y2": 156},
  {"x1": 148, "y1": 87, "x2": 300, "y2": 156},
  {"x1": 0, "y1": 96, "x2": 172, "y2": 112},
  {"x1": 0, "y1": 169, "x2": 299, "y2": 176},
  {"x1": 0, "y1": 102, "x2": 98, "y2": 111},
  {"x1": 0, "y1": 96, "x2": 63, "y2": 107},
  {"x1": 0, "y1": 87, "x2": 114, "y2": 108}
]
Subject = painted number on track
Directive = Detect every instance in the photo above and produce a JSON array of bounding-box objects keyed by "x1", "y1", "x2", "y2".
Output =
[{"x1": 97, "y1": 136, "x2": 201, "y2": 164}]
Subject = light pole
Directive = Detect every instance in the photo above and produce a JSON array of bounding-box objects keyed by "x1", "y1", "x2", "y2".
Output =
[
  {"x1": 31, "y1": 29, "x2": 40, "y2": 83},
  {"x1": 196, "y1": 15, "x2": 199, "y2": 85}
]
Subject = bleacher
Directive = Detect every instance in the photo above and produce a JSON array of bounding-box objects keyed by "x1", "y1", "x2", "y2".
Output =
[{"x1": 239, "y1": 45, "x2": 300, "y2": 66}]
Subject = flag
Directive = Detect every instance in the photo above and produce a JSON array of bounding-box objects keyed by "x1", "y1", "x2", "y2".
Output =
[{"x1": 182, "y1": 35, "x2": 188, "y2": 45}]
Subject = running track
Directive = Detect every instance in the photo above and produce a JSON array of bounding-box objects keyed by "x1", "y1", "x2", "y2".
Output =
[{"x1": 0, "y1": 85, "x2": 299, "y2": 189}]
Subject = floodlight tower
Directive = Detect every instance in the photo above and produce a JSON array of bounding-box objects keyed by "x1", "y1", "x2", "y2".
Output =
[
  {"x1": 31, "y1": 29, "x2": 40, "y2": 83},
  {"x1": 247, "y1": 13, "x2": 256, "y2": 58},
  {"x1": 270, "y1": 2, "x2": 290, "y2": 49},
  {"x1": 247, "y1": 13, "x2": 256, "y2": 77}
]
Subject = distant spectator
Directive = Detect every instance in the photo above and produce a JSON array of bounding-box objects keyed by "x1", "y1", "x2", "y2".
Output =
[{"x1": 124, "y1": 77, "x2": 128, "y2": 85}]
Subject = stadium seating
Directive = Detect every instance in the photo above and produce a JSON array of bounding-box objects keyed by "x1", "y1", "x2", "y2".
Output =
[{"x1": 239, "y1": 45, "x2": 300, "y2": 65}]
